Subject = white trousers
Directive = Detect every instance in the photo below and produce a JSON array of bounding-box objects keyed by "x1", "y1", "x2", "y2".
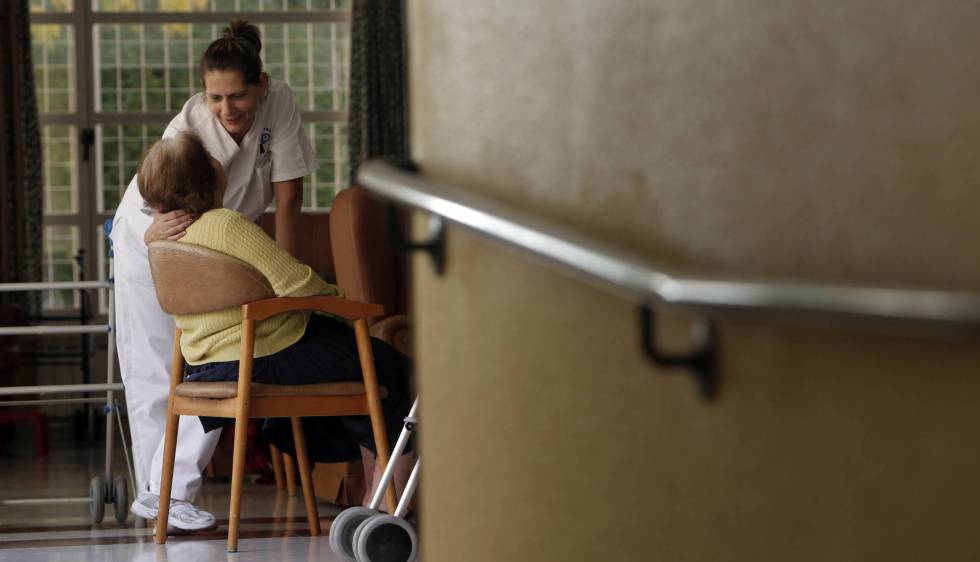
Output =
[{"x1": 112, "y1": 215, "x2": 221, "y2": 502}]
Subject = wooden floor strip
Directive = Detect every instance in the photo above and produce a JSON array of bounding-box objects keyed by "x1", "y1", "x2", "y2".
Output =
[
  {"x1": 0, "y1": 514, "x2": 335, "y2": 535},
  {"x1": 0, "y1": 528, "x2": 319, "y2": 550},
  {"x1": 0, "y1": 517, "x2": 339, "y2": 551}
]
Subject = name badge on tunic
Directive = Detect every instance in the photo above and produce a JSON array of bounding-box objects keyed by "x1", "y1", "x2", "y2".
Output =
[
  {"x1": 257, "y1": 127, "x2": 273, "y2": 167},
  {"x1": 259, "y1": 127, "x2": 272, "y2": 154}
]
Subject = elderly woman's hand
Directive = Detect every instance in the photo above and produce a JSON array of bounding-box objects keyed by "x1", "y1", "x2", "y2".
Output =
[{"x1": 144, "y1": 209, "x2": 196, "y2": 245}]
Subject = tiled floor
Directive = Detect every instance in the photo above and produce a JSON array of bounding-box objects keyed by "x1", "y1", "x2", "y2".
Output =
[{"x1": 0, "y1": 421, "x2": 352, "y2": 561}]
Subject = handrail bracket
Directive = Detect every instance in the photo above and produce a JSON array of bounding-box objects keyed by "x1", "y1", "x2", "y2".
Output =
[
  {"x1": 639, "y1": 306, "x2": 718, "y2": 400},
  {"x1": 385, "y1": 204, "x2": 446, "y2": 275}
]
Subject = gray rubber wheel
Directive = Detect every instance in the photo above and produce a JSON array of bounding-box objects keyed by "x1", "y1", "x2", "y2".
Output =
[
  {"x1": 89, "y1": 476, "x2": 106, "y2": 524},
  {"x1": 112, "y1": 476, "x2": 129, "y2": 523},
  {"x1": 353, "y1": 514, "x2": 417, "y2": 562},
  {"x1": 329, "y1": 507, "x2": 379, "y2": 560}
]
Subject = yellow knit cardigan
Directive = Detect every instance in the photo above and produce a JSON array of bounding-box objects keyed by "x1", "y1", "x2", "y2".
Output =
[{"x1": 174, "y1": 208, "x2": 341, "y2": 365}]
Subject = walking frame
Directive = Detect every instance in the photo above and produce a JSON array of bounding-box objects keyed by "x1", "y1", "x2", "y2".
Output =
[{"x1": 0, "y1": 220, "x2": 135, "y2": 523}]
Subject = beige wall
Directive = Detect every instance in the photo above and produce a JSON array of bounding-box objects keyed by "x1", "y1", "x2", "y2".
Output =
[{"x1": 408, "y1": 2, "x2": 980, "y2": 560}]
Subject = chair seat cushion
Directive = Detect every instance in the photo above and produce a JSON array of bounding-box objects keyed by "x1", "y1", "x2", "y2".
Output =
[{"x1": 175, "y1": 381, "x2": 388, "y2": 400}]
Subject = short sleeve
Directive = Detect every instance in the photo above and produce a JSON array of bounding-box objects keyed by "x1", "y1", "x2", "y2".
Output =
[{"x1": 269, "y1": 83, "x2": 320, "y2": 183}]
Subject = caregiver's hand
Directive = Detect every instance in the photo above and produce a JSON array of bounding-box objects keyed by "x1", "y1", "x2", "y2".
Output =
[{"x1": 144, "y1": 209, "x2": 196, "y2": 245}]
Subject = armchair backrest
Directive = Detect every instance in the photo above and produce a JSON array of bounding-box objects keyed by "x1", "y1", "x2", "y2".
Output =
[
  {"x1": 329, "y1": 186, "x2": 398, "y2": 317},
  {"x1": 148, "y1": 240, "x2": 274, "y2": 315},
  {"x1": 257, "y1": 212, "x2": 334, "y2": 282}
]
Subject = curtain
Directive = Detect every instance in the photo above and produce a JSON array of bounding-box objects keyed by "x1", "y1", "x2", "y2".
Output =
[
  {"x1": 347, "y1": 0, "x2": 409, "y2": 184},
  {"x1": 0, "y1": 0, "x2": 43, "y2": 314}
]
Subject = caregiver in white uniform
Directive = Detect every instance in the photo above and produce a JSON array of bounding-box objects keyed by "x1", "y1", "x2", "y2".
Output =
[{"x1": 110, "y1": 20, "x2": 317, "y2": 530}]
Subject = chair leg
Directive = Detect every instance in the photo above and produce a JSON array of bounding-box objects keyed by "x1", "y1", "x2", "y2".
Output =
[
  {"x1": 154, "y1": 410, "x2": 180, "y2": 544},
  {"x1": 227, "y1": 417, "x2": 250, "y2": 552},
  {"x1": 353, "y1": 319, "x2": 398, "y2": 514},
  {"x1": 270, "y1": 444, "x2": 286, "y2": 492},
  {"x1": 283, "y1": 449, "x2": 298, "y2": 497},
  {"x1": 290, "y1": 417, "x2": 321, "y2": 536}
]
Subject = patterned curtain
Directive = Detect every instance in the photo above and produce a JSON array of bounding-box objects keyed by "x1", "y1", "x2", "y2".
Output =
[
  {"x1": 0, "y1": 0, "x2": 43, "y2": 314},
  {"x1": 347, "y1": 0, "x2": 408, "y2": 184}
]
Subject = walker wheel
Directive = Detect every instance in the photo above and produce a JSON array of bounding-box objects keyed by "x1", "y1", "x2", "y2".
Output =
[
  {"x1": 329, "y1": 506, "x2": 379, "y2": 560},
  {"x1": 112, "y1": 476, "x2": 129, "y2": 523},
  {"x1": 89, "y1": 476, "x2": 106, "y2": 524},
  {"x1": 353, "y1": 514, "x2": 417, "y2": 562}
]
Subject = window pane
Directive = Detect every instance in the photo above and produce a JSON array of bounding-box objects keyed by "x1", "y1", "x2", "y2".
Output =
[
  {"x1": 262, "y1": 22, "x2": 349, "y2": 112},
  {"x1": 30, "y1": 0, "x2": 73, "y2": 12},
  {"x1": 95, "y1": 23, "x2": 199, "y2": 113},
  {"x1": 42, "y1": 225, "x2": 80, "y2": 310},
  {"x1": 31, "y1": 25, "x2": 76, "y2": 113},
  {"x1": 95, "y1": 22, "x2": 349, "y2": 113},
  {"x1": 302, "y1": 121, "x2": 345, "y2": 209},
  {"x1": 42, "y1": 125, "x2": 79, "y2": 215},
  {"x1": 97, "y1": 123, "x2": 168, "y2": 212}
]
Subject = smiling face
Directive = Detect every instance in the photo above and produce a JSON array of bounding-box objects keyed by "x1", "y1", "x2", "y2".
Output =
[{"x1": 203, "y1": 70, "x2": 268, "y2": 143}]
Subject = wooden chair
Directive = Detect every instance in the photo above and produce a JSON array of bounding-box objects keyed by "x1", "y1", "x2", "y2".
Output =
[{"x1": 147, "y1": 240, "x2": 397, "y2": 552}]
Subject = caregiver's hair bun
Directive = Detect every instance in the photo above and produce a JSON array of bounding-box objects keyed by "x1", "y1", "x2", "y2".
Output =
[
  {"x1": 200, "y1": 20, "x2": 264, "y2": 85},
  {"x1": 224, "y1": 20, "x2": 262, "y2": 55}
]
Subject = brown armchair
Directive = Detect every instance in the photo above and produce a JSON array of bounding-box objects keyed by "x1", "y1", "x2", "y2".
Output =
[{"x1": 307, "y1": 187, "x2": 413, "y2": 506}]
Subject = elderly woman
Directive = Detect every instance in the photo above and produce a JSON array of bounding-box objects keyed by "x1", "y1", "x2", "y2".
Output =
[{"x1": 136, "y1": 131, "x2": 413, "y2": 510}]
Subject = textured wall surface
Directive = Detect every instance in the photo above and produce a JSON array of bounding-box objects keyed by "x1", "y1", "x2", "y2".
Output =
[
  {"x1": 407, "y1": 2, "x2": 980, "y2": 561},
  {"x1": 411, "y1": 0, "x2": 980, "y2": 288}
]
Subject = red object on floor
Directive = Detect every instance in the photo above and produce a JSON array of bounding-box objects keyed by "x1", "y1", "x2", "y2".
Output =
[{"x1": 0, "y1": 410, "x2": 48, "y2": 457}]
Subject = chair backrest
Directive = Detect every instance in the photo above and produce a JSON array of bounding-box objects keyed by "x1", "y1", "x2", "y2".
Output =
[
  {"x1": 148, "y1": 240, "x2": 275, "y2": 315},
  {"x1": 329, "y1": 186, "x2": 399, "y2": 316}
]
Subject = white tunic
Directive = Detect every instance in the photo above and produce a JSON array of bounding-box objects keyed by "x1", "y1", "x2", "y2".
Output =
[{"x1": 109, "y1": 79, "x2": 318, "y2": 499}]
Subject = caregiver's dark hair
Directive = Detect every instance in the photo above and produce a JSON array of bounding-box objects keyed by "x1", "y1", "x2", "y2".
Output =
[{"x1": 200, "y1": 19, "x2": 263, "y2": 85}]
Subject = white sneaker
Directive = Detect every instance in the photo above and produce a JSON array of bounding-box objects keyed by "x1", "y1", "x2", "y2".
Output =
[
  {"x1": 129, "y1": 491, "x2": 160, "y2": 520},
  {"x1": 130, "y1": 491, "x2": 217, "y2": 531}
]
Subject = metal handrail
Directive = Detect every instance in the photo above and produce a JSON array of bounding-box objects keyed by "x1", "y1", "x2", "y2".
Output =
[
  {"x1": 0, "y1": 383, "x2": 124, "y2": 397},
  {"x1": 358, "y1": 161, "x2": 980, "y2": 328},
  {"x1": 0, "y1": 325, "x2": 111, "y2": 336},
  {"x1": 0, "y1": 281, "x2": 112, "y2": 292}
]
